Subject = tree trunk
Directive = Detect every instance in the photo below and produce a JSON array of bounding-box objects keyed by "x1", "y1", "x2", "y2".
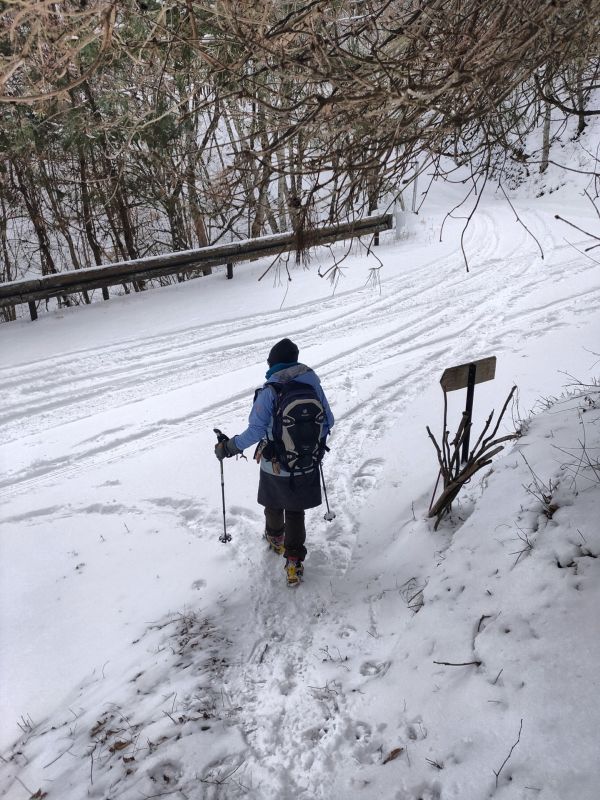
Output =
[
  {"x1": 276, "y1": 147, "x2": 288, "y2": 231},
  {"x1": 13, "y1": 162, "x2": 59, "y2": 277},
  {"x1": 0, "y1": 194, "x2": 16, "y2": 321},
  {"x1": 540, "y1": 100, "x2": 551, "y2": 173},
  {"x1": 251, "y1": 129, "x2": 273, "y2": 238},
  {"x1": 78, "y1": 146, "x2": 104, "y2": 266},
  {"x1": 576, "y1": 68, "x2": 586, "y2": 135}
]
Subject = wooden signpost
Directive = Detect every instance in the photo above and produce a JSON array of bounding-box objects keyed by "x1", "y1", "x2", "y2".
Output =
[
  {"x1": 440, "y1": 356, "x2": 497, "y2": 463},
  {"x1": 429, "y1": 355, "x2": 516, "y2": 527}
]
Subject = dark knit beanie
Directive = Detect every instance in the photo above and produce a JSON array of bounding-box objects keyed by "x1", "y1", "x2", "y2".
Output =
[{"x1": 267, "y1": 338, "x2": 299, "y2": 366}]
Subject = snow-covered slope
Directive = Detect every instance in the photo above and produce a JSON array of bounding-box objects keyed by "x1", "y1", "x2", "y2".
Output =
[{"x1": 1, "y1": 143, "x2": 599, "y2": 799}]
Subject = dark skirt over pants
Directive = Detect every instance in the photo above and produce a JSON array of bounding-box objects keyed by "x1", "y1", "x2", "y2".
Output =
[{"x1": 257, "y1": 468, "x2": 321, "y2": 511}]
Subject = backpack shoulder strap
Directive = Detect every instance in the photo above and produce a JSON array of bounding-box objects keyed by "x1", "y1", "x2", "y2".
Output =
[{"x1": 254, "y1": 382, "x2": 280, "y2": 404}]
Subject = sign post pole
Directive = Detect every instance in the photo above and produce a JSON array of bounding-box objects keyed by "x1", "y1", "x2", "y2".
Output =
[{"x1": 462, "y1": 363, "x2": 477, "y2": 463}]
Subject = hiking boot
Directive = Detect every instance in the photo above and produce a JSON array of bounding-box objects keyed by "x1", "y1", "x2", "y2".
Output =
[
  {"x1": 265, "y1": 531, "x2": 285, "y2": 555},
  {"x1": 285, "y1": 558, "x2": 304, "y2": 587}
]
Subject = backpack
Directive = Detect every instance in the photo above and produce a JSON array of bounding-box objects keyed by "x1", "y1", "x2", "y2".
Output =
[{"x1": 267, "y1": 380, "x2": 326, "y2": 476}]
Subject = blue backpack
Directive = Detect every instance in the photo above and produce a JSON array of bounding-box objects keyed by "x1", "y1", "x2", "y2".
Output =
[{"x1": 268, "y1": 380, "x2": 326, "y2": 475}]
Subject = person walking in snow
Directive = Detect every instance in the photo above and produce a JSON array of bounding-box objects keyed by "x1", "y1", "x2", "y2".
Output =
[{"x1": 214, "y1": 338, "x2": 334, "y2": 586}]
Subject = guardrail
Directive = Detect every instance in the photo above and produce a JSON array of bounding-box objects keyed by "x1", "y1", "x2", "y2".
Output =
[{"x1": 0, "y1": 214, "x2": 392, "y2": 321}]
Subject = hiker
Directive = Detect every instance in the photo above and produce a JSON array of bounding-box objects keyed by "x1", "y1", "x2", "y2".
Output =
[{"x1": 214, "y1": 338, "x2": 334, "y2": 586}]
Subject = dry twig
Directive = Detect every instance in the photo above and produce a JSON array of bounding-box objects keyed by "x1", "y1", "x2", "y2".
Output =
[
  {"x1": 493, "y1": 719, "x2": 524, "y2": 787},
  {"x1": 427, "y1": 386, "x2": 518, "y2": 528}
]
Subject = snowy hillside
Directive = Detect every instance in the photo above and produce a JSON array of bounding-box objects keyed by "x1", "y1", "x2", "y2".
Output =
[{"x1": 1, "y1": 150, "x2": 599, "y2": 799}]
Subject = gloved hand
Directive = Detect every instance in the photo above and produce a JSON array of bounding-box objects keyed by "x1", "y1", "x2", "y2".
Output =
[{"x1": 214, "y1": 435, "x2": 241, "y2": 461}]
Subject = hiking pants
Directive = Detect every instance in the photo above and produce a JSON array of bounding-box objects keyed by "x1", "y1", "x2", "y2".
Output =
[{"x1": 264, "y1": 507, "x2": 307, "y2": 562}]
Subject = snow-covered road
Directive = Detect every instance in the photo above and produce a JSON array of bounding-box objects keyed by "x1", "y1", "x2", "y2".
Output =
[{"x1": 2, "y1": 203, "x2": 597, "y2": 495}]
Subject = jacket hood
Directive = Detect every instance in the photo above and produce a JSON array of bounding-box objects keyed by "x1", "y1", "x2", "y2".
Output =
[{"x1": 266, "y1": 363, "x2": 311, "y2": 383}]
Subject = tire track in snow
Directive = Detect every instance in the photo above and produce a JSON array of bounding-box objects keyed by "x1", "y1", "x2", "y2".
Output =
[
  {"x1": 0, "y1": 209, "x2": 530, "y2": 441},
  {"x1": 2, "y1": 213, "x2": 598, "y2": 503}
]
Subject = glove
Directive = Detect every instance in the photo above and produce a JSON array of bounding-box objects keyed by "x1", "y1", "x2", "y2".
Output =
[{"x1": 214, "y1": 435, "x2": 241, "y2": 460}]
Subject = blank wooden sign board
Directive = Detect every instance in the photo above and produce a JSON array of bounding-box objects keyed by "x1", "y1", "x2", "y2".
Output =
[
  {"x1": 440, "y1": 356, "x2": 497, "y2": 463},
  {"x1": 440, "y1": 356, "x2": 497, "y2": 393}
]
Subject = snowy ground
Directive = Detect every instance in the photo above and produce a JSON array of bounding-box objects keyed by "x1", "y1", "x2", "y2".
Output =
[{"x1": 1, "y1": 151, "x2": 599, "y2": 799}]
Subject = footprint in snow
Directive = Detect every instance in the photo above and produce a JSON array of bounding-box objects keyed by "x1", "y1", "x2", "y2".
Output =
[
  {"x1": 359, "y1": 661, "x2": 390, "y2": 678},
  {"x1": 352, "y1": 458, "x2": 385, "y2": 493},
  {"x1": 148, "y1": 759, "x2": 183, "y2": 787},
  {"x1": 405, "y1": 718, "x2": 428, "y2": 741}
]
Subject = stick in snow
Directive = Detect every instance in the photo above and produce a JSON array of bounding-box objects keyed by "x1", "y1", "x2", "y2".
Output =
[{"x1": 493, "y1": 718, "x2": 524, "y2": 788}]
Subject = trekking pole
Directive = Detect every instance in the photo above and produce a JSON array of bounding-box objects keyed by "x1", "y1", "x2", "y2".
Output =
[
  {"x1": 214, "y1": 428, "x2": 232, "y2": 543},
  {"x1": 319, "y1": 461, "x2": 336, "y2": 522}
]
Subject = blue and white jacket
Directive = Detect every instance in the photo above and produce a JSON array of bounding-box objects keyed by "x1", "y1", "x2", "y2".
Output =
[{"x1": 233, "y1": 362, "x2": 334, "y2": 476}]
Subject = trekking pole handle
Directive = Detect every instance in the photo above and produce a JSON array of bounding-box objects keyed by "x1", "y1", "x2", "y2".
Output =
[{"x1": 214, "y1": 428, "x2": 228, "y2": 443}]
